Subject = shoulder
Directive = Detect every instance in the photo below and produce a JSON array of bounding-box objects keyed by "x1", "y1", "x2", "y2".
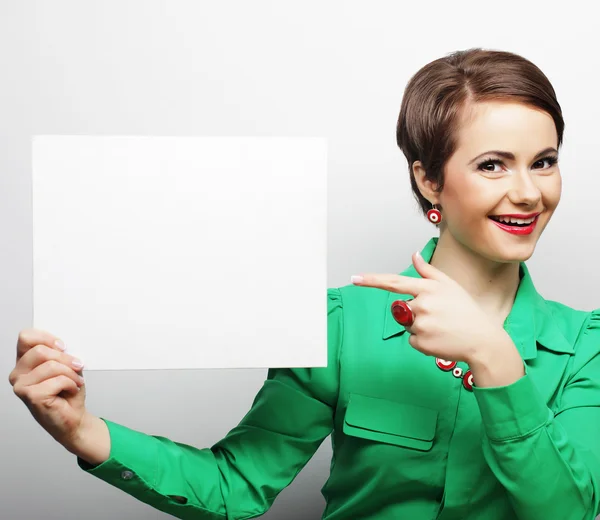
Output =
[
  {"x1": 544, "y1": 300, "x2": 599, "y2": 343},
  {"x1": 576, "y1": 307, "x2": 600, "y2": 353},
  {"x1": 327, "y1": 287, "x2": 342, "y2": 308},
  {"x1": 332, "y1": 283, "x2": 391, "y2": 316},
  {"x1": 544, "y1": 300, "x2": 594, "y2": 340},
  {"x1": 544, "y1": 301, "x2": 600, "y2": 374}
]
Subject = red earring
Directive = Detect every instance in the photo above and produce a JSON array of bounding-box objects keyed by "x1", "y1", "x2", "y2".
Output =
[{"x1": 427, "y1": 204, "x2": 442, "y2": 224}]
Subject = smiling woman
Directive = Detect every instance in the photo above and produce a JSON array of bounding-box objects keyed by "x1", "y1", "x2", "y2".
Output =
[
  {"x1": 415, "y1": 100, "x2": 561, "y2": 257},
  {"x1": 10, "y1": 48, "x2": 600, "y2": 520}
]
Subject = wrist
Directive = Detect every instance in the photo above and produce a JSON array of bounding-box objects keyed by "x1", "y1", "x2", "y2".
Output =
[
  {"x1": 66, "y1": 412, "x2": 111, "y2": 466},
  {"x1": 467, "y1": 330, "x2": 525, "y2": 388}
]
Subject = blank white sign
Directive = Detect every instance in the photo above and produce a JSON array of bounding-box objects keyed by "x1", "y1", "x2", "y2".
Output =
[{"x1": 32, "y1": 136, "x2": 327, "y2": 370}]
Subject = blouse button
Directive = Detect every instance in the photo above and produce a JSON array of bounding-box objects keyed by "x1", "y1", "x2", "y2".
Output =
[
  {"x1": 121, "y1": 470, "x2": 134, "y2": 480},
  {"x1": 462, "y1": 370, "x2": 474, "y2": 391},
  {"x1": 168, "y1": 495, "x2": 188, "y2": 504},
  {"x1": 435, "y1": 358, "x2": 457, "y2": 371},
  {"x1": 452, "y1": 367, "x2": 463, "y2": 378}
]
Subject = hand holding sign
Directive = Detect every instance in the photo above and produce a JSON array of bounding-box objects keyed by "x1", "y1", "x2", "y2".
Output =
[{"x1": 8, "y1": 329, "x2": 110, "y2": 465}]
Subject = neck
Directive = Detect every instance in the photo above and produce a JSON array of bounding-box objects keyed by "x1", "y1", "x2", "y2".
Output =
[{"x1": 429, "y1": 230, "x2": 520, "y2": 321}]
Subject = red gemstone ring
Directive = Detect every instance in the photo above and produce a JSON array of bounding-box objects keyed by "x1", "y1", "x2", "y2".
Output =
[{"x1": 391, "y1": 299, "x2": 415, "y2": 327}]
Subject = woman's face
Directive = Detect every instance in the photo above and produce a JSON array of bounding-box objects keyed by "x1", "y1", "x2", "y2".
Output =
[{"x1": 439, "y1": 100, "x2": 561, "y2": 264}]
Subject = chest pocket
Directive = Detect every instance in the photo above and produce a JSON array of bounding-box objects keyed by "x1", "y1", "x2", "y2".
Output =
[{"x1": 342, "y1": 393, "x2": 438, "y2": 451}]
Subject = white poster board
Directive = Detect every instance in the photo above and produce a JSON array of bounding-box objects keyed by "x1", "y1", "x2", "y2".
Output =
[{"x1": 32, "y1": 136, "x2": 327, "y2": 370}]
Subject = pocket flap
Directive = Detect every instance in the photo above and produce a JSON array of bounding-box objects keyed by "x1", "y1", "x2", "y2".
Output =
[{"x1": 343, "y1": 393, "x2": 437, "y2": 450}]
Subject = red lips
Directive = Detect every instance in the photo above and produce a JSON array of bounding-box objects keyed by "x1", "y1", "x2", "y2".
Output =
[
  {"x1": 489, "y1": 215, "x2": 539, "y2": 235},
  {"x1": 490, "y1": 212, "x2": 540, "y2": 219}
]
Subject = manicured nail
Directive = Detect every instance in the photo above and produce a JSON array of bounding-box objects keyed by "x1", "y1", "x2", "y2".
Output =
[
  {"x1": 54, "y1": 339, "x2": 66, "y2": 351},
  {"x1": 72, "y1": 359, "x2": 84, "y2": 369},
  {"x1": 351, "y1": 275, "x2": 364, "y2": 284}
]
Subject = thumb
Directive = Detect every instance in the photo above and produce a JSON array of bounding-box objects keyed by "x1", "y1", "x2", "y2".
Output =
[{"x1": 412, "y1": 250, "x2": 446, "y2": 281}]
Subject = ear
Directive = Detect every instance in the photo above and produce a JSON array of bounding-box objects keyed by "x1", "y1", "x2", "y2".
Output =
[{"x1": 412, "y1": 160, "x2": 440, "y2": 205}]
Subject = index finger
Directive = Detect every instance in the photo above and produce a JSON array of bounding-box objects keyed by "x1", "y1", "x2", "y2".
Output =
[
  {"x1": 16, "y1": 329, "x2": 66, "y2": 361},
  {"x1": 351, "y1": 273, "x2": 430, "y2": 297}
]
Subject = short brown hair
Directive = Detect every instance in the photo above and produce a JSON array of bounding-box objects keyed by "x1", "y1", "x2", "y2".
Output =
[{"x1": 396, "y1": 48, "x2": 564, "y2": 217}]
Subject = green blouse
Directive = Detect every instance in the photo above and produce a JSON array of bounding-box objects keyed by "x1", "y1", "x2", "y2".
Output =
[{"x1": 78, "y1": 237, "x2": 600, "y2": 519}]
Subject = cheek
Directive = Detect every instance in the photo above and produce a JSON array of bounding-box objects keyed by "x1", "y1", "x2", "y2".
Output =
[
  {"x1": 548, "y1": 176, "x2": 562, "y2": 206},
  {"x1": 539, "y1": 174, "x2": 562, "y2": 211},
  {"x1": 441, "y1": 179, "x2": 494, "y2": 223}
]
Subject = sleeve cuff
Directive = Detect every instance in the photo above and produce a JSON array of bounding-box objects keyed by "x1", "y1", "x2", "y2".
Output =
[
  {"x1": 77, "y1": 418, "x2": 159, "y2": 489},
  {"x1": 473, "y1": 372, "x2": 552, "y2": 442}
]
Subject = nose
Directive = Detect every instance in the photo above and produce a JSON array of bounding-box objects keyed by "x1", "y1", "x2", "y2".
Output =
[{"x1": 507, "y1": 168, "x2": 542, "y2": 208}]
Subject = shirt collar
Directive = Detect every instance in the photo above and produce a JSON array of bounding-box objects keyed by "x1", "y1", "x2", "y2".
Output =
[{"x1": 382, "y1": 237, "x2": 573, "y2": 359}]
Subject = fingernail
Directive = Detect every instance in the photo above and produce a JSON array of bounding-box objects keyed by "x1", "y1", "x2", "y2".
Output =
[
  {"x1": 415, "y1": 251, "x2": 422, "y2": 258},
  {"x1": 72, "y1": 359, "x2": 84, "y2": 369},
  {"x1": 351, "y1": 275, "x2": 364, "y2": 284},
  {"x1": 54, "y1": 339, "x2": 66, "y2": 351}
]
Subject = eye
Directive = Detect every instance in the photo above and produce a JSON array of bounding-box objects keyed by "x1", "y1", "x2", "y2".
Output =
[
  {"x1": 476, "y1": 159, "x2": 504, "y2": 173},
  {"x1": 533, "y1": 155, "x2": 559, "y2": 169},
  {"x1": 476, "y1": 155, "x2": 559, "y2": 173}
]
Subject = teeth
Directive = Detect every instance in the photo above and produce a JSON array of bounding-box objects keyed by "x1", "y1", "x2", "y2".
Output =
[{"x1": 492, "y1": 216, "x2": 535, "y2": 225}]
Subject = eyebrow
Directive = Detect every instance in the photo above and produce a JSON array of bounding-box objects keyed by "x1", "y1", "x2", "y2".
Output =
[{"x1": 468, "y1": 147, "x2": 558, "y2": 165}]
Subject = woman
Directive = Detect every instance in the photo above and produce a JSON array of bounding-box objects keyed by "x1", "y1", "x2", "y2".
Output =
[{"x1": 9, "y1": 48, "x2": 600, "y2": 519}]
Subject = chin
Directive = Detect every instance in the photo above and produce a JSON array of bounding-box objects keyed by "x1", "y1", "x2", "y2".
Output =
[
  {"x1": 489, "y1": 240, "x2": 538, "y2": 264},
  {"x1": 483, "y1": 215, "x2": 552, "y2": 263},
  {"x1": 474, "y1": 229, "x2": 539, "y2": 264}
]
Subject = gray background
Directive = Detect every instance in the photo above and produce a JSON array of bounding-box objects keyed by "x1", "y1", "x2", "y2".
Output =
[{"x1": 2, "y1": 1, "x2": 599, "y2": 519}]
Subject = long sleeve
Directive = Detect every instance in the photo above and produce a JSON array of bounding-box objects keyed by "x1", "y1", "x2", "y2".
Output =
[
  {"x1": 473, "y1": 309, "x2": 600, "y2": 520},
  {"x1": 77, "y1": 288, "x2": 344, "y2": 520}
]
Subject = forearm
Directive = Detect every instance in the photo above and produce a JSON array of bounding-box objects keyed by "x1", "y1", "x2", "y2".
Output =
[
  {"x1": 66, "y1": 412, "x2": 111, "y2": 466},
  {"x1": 474, "y1": 375, "x2": 599, "y2": 519},
  {"x1": 74, "y1": 378, "x2": 334, "y2": 519},
  {"x1": 76, "y1": 419, "x2": 228, "y2": 518},
  {"x1": 466, "y1": 333, "x2": 598, "y2": 518}
]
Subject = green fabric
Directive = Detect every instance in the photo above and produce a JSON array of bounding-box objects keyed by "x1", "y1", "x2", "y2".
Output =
[{"x1": 77, "y1": 237, "x2": 600, "y2": 519}]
